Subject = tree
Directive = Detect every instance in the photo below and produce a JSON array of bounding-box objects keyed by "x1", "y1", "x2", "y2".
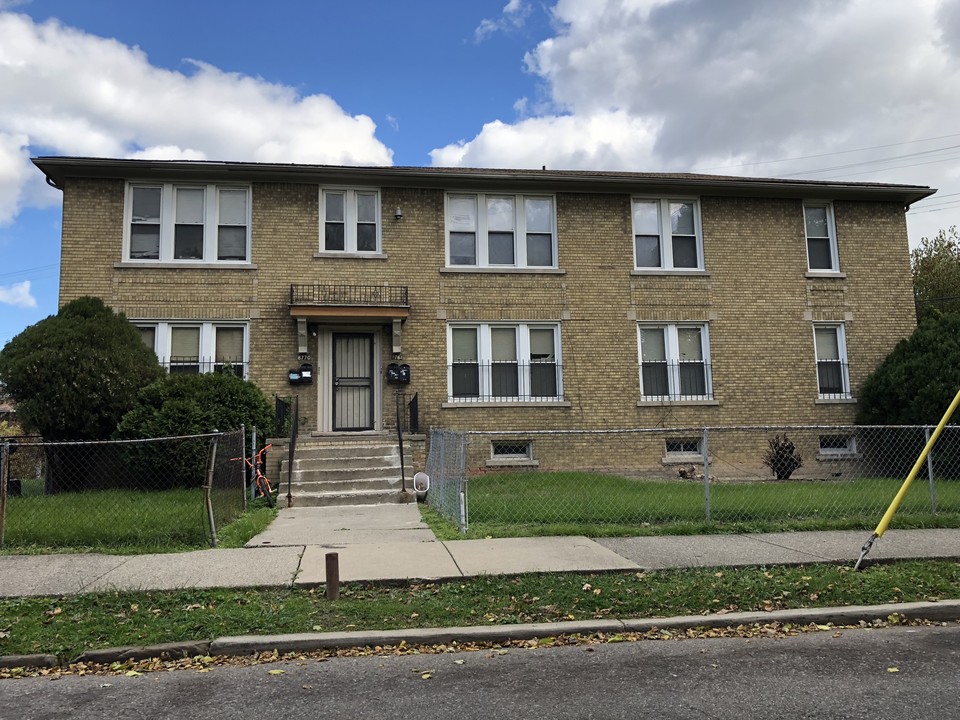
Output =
[
  {"x1": 912, "y1": 226, "x2": 960, "y2": 323},
  {"x1": 0, "y1": 297, "x2": 163, "y2": 440},
  {"x1": 856, "y1": 314, "x2": 960, "y2": 426},
  {"x1": 0, "y1": 297, "x2": 163, "y2": 492}
]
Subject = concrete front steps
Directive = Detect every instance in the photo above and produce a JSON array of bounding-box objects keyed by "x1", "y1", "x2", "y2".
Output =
[{"x1": 280, "y1": 435, "x2": 413, "y2": 507}]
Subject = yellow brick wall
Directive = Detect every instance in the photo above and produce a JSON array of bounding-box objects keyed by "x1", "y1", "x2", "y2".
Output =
[{"x1": 58, "y1": 178, "x2": 916, "y2": 448}]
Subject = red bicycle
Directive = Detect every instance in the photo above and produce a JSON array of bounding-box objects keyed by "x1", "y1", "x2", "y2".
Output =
[{"x1": 233, "y1": 444, "x2": 275, "y2": 507}]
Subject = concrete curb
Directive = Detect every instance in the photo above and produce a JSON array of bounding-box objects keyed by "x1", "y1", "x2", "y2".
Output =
[
  {"x1": 210, "y1": 600, "x2": 960, "y2": 657},
  {"x1": 0, "y1": 654, "x2": 58, "y2": 670},
  {"x1": 72, "y1": 641, "x2": 211, "y2": 665},
  {"x1": 5, "y1": 601, "x2": 959, "y2": 670}
]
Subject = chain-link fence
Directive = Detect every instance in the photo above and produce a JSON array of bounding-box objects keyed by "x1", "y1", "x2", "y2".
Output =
[
  {"x1": 426, "y1": 425, "x2": 960, "y2": 534},
  {"x1": 0, "y1": 430, "x2": 245, "y2": 550},
  {"x1": 425, "y1": 428, "x2": 469, "y2": 530}
]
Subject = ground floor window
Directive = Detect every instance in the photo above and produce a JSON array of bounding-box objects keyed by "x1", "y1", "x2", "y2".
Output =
[
  {"x1": 135, "y1": 321, "x2": 248, "y2": 376},
  {"x1": 638, "y1": 323, "x2": 712, "y2": 401},
  {"x1": 814, "y1": 323, "x2": 851, "y2": 399},
  {"x1": 448, "y1": 323, "x2": 562, "y2": 402}
]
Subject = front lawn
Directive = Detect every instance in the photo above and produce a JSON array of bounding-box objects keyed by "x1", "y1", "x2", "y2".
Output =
[
  {"x1": 425, "y1": 471, "x2": 960, "y2": 539},
  {"x1": 1, "y1": 479, "x2": 276, "y2": 554}
]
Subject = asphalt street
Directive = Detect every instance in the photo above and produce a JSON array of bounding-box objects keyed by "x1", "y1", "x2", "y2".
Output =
[{"x1": 5, "y1": 624, "x2": 959, "y2": 720}]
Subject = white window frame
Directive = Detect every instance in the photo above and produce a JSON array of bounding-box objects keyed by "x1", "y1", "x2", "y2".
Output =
[
  {"x1": 818, "y1": 434, "x2": 858, "y2": 457},
  {"x1": 637, "y1": 323, "x2": 713, "y2": 401},
  {"x1": 491, "y1": 440, "x2": 533, "y2": 460},
  {"x1": 134, "y1": 321, "x2": 249, "y2": 377},
  {"x1": 447, "y1": 322, "x2": 563, "y2": 402},
  {"x1": 123, "y1": 182, "x2": 251, "y2": 264},
  {"x1": 632, "y1": 198, "x2": 704, "y2": 271},
  {"x1": 444, "y1": 193, "x2": 557, "y2": 269},
  {"x1": 813, "y1": 323, "x2": 851, "y2": 399},
  {"x1": 803, "y1": 201, "x2": 840, "y2": 273},
  {"x1": 320, "y1": 187, "x2": 382, "y2": 254}
]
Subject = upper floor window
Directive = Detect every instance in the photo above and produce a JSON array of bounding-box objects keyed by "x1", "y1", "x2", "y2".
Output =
[
  {"x1": 321, "y1": 188, "x2": 380, "y2": 253},
  {"x1": 813, "y1": 323, "x2": 850, "y2": 399},
  {"x1": 638, "y1": 323, "x2": 712, "y2": 401},
  {"x1": 632, "y1": 199, "x2": 702, "y2": 270},
  {"x1": 804, "y1": 202, "x2": 840, "y2": 272},
  {"x1": 448, "y1": 323, "x2": 562, "y2": 402},
  {"x1": 136, "y1": 321, "x2": 248, "y2": 377},
  {"x1": 446, "y1": 194, "x2": 556, "y2": 268},
  {"x1": 126, "y1": 184, "x2": 250, "y2": 263}
]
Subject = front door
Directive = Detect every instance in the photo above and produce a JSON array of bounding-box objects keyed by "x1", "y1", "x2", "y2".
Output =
[{"x1": 332, "y1": 333, "x2": 375, "y2": 431}]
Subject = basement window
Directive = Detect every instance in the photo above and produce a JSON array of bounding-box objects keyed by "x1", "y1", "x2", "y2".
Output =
[{"x1": 487, "y1": 440, "x2": 538, "y2": 467}]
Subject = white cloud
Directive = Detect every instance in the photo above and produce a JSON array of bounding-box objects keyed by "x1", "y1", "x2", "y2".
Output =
[
  {"x1": 474, "y1": 0, "x2": 532, "y2": 42},
  {"x1": 430, "y1": 111, "x2": 659, "y2": 169},
  {"x1": 436, "y1": 0, "x2": 960, "y2": 243},
  {"x1": 0, "y1": 12, "x2": 393, "y2": 225},
  {"x1": 0, "y1": 280, "x2": 36, "y2": 308}
]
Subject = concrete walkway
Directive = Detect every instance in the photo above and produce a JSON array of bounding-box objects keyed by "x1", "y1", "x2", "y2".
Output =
[{"x1": 0, "y1": 503, "x2": 958, "y2": 598}]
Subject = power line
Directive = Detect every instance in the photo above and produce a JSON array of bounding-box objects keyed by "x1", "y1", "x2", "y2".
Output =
[{"x1": 692, "y1": 131, "x2": 960, "y2": 173}]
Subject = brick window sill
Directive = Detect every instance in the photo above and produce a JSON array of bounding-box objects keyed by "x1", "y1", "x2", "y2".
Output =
[
  {"x1": 637, "y1": 400, "x2": 720, "y2": 407},
  {"x1": 440, "y1": 267, "x2": 566, "y2": 275}
]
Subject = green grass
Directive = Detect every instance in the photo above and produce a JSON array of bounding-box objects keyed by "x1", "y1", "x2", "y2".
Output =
[
  {"x1": 1, "y1": 478, "x2": 277, "y2": 554},
  {"x1": 2, "y1": 559, "x2": 958, "y2": 661},
  {"x1": 424, "y1": 471, "x2": 960, "y2": 539}
]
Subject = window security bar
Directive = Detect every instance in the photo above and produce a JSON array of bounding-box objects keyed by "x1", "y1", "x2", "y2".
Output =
[
  {"x1": 639, "y1": 359, "x2": 713, "y2": 401},
  {"x1": 449, "y1": 361, "x2": 562, "y2": 402},
  {"x1": 159, "y1": 358, "x2": 248, "y2": 377}
]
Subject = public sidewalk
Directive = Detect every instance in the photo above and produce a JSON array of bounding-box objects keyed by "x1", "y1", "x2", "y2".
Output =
[
  {"x1": 3, "y1": 507, "x2": 960, "y2": 670},
  {"x1": 1, "y1": 504, "x2": 959, "y2": 598}
]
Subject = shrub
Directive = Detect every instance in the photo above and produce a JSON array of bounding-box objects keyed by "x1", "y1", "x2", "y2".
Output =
[
  {"x1": 763, "y1": 434, "x2": 803, "y2": 480},
  {"x1": 857, "y1": 314, "x2": 960, "y2": 426},
  {"x1": 0, "y1": 297, "x2": 163, "y2": 441},
  {"x1": 114, "y1": 372, "x2": 273, "y2": 488},
  {"x1": 0, "y1": 297, "x2": 163, "y2": 493}
]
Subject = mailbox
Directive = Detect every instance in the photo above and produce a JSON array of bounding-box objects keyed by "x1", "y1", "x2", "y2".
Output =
[
  {"x1": 398, "y1": 363, "x2": 411, "y2": 384},
  {"x1": 288, "y1": 363, "x2": 314, "y2": 385},
  {"x1": 386, "y1": 362, "x2": 401, "y2": 383}
]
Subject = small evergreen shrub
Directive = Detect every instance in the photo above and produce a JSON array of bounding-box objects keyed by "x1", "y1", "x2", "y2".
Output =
[{"x1": 115, "y1": 372, "x2": 273, "y2": 488}]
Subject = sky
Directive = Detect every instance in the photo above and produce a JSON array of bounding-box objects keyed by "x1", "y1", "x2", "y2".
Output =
[{"x1": 1, "y1": 0, "x2": 959, "y2": 348}]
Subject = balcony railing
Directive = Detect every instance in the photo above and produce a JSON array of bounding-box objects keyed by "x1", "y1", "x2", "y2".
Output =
[
  {"x1": 817, "y1": 360, "x2": 852, "y2": 399},
  {"x1": 159, "y1": 357, "x2": 248, "y2": 378},
  {"x1": 449, "y1": 362, "x2": 563, "y2": 402},
  {"x1": 290, "y1": 284, "x2": 409, "y2": 307},
  {"x1": 640, "y1": 360, "x2": 713, "y2": 401}
]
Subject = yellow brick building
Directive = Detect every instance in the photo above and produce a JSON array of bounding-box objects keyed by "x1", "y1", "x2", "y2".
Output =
[{"x1": 34, "y1": 158, "x2": 933, "y2": 470}]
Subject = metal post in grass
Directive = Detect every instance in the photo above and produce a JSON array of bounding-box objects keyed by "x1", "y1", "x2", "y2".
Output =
[
  {"x1": 325, "y1": 552, "x2": 340, "y2": 601},
  {"x1": 925, "y1": 427, "x2": 938, "y2": 514},
  {"x1": 250, "y1": 425, "x2": 257, "y2": 505},
  {"x1": 240, "y1": 424, "x2": 247, "y2": 513},
  {"x1": 0, "y1": 442, "x2": 8, "y2": 547},
  {"x1": 204, "y1": 434, "x2": 220, "y2": 548},
  {"x1": 702, "y1": 427, "x2": 711, "y2": 522}
]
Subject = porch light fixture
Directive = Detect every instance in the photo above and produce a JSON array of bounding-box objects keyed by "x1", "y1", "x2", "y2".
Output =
[{"x1": 394, "y1": 207, "x2": 403, "y2": 220}]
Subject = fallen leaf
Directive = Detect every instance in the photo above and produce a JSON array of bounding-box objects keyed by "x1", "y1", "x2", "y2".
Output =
[
  {"x1": 124, "y1": 671, "x2": 141, "y2": 678},
  {"x1": 454, "y1": 660, "x2": 465, "y2": 665},
  {"x1": 268, "y1": 669, "x2": 285, "y2": 675},
  {"x1": 887, "y1": 667, "x2": 900, "y2": 673},
  {"x1": 421, "y1": 672, "x2": 433, "y2": 680}
]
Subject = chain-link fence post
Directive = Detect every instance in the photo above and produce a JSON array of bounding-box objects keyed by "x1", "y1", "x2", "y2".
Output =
[
  {"x1": 0, "y1": 441, "x2": 8, "y2": 548},
  {"x1": 204, "y1": 434, "x2": 220, "y2": 548},
  {"x1": 459, "y1": 433, "x2": 469, "y2": 533},
  {"x1": 240, "y1": 423, "x2": 246, "y2": 513},
  {"x1": 702, "y1": 427, "x2": 711, "y2": 522},
  {"x1": 925, "y1": 426, "x2": 938, "y2": 513}
]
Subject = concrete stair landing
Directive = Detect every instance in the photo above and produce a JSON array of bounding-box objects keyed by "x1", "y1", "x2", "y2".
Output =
[{"x1": 281, "y1": 436, "x2": 412, "y2": 507}]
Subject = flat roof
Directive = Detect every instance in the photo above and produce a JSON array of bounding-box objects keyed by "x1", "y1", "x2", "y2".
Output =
[{"x1": 32, "y1": 156, "x2": 937, "y2": 205}]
